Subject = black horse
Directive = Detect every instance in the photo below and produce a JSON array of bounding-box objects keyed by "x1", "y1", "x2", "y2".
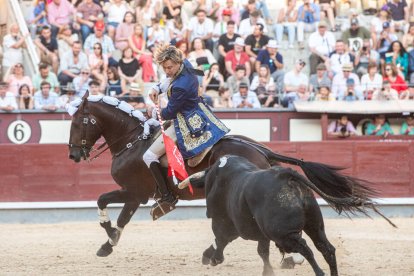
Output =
[{"x1": 68, "y1": 94, "x2": 393, "y2": 257}]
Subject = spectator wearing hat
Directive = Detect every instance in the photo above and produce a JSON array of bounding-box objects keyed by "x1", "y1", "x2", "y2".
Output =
[
  {"x1": 76, "y1": 0, "x2": 103, "y2": 44},
  {"x1": 187, "y1": 9, "x2": 214, "y2": 53},
  {"x1": 372, "y1": 80, "x2": 399, "y2": 100},
  {"x1": 376, "y1": 22, "x2": 398, "y2": 58},
  {"x1": 328, "y1": 39, "x2": 354, "y2": 76},
  {"x1": 217, "y1": 0, "x2": 240, "y2": 25},
  {"x1": 213, "y1": 9, "x2": 238, "y2": 43},
  {"x1": 33, "y1": 63, "x2": 59, "y2": 93},
  {"x1": 386, "y1": 0, "x2": 409, "y2": 33},
  {"x1": 361, "y1": 62, "x2": 383, "y2": 100},
  {"x1": 272, "y1": 0, "x2": 297, "y2": 49},
  {"x1": 84, "y1": 21, "x2": 117, "y2": 67},
  {"x1": 308, "y1": 20, "x2": 336, "y2": 75},
  {"x1": 343, "y1": 78, "x2": 361, "y2": 101},
  {"x1": 58, "y1": 41, "x2": 89, "y2": 91},
  {"x1": 232, "y1": 82, "x2": 261, "y2": 108},
  {"x1": 226, "y1": 65, "x2": 250, "y2": 95},
  {"x1": 224, "y1": 37, "x2": 251, "y2": 77},
  {"x1": 34, "y1": 25, "x2": 59, "y2": 74},
  {"x1": 309, "y1": 63, "x2": 331, "y2": 94},
  {"x1": 283, "y1": 59, "x2": 309, "y2": 104},
  {"x1": 331, "y1": 63, "x2": 362, "y2": 100},
  {"x1": 121, "y1": 82, "x2": 146, "y2": 109},
  {"x1": 297, "y1": 0, "x2": 321, "y2": 49},
  {"x1": 33, "y1": 81, "x2": 59, "y2": 111},
  {"x1": 255, "y1": 39, "x2": 284, "y2": 92},
  {"x1": 370, "y1": 8, "x2": 393, "y2": 47},
  {"x1": 245, "y1": 23, "x2": 270, "y2": 63},
  {"x1": 354, "y1": 39, "x2": 380, "y2": 77},
  {"x1": 0, "y1": 82, "x2": 17, "y2": 111},
  {"x1": 47, "y1": 0, "x2": 77, "y2": 37},
  {"x1": 238, "y1": 10, "x2": 267, "y2": 39},
  {"x1": 58, "y1": 82, "x2": 80, "y2": 108},
  {"x1": 341, "y1": 18, "x2": 371, "y2": 55}
]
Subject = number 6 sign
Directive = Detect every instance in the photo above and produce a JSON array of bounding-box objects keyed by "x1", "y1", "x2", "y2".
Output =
[{"x1": 7, "y1": 120, "x2": 32, "y2": 144}]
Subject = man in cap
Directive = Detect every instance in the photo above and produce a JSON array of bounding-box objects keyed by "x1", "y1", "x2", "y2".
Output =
[
  {"x1": 341, "y1": 17, "x2": 371, "y2": 53},
  {"x1": 331, "y1": 63, "x2": 363, "y2": 100},
  {"x1": 121, "y1": 82, "x2": 146, "y2": 109},
  {"x1": 232, "y1": 82, "x2": 261, "y2": 108},
  {"x1": 256, "y1": 39, "x2": 284, "y2": 91},
  {"x1": 308, "y1": 20, "x2": 336, "y2": 74},
  {"x1": 84, "y1": 21, "x2": 117, "y2": 66},
  {"x1": 297, "y1": 0, "x2": 321, "y2": 49},
  {"x1": 225, "y1": 37, "x2": 251, "y2": 77},
  {"x1": 377, "y1": 22, "x2": 398, "y2": 57},
  {"x1": 213, "y1": 9, "x2": 237, "y2": 42},
  {"x1": 58, "y1": 82, "x2": 80, "y2": 108},
  {"x1": 218, "y1": 0, "x2": 240, "y2": 25}
]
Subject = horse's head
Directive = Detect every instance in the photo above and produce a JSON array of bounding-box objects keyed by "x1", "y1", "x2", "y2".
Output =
[{"x1": 68, "y1": 93, "x2": 103, "y2": 162}]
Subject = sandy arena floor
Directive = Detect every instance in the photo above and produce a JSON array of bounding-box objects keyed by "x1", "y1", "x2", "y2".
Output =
[{"x1": 1, "y1": 218, "x2": 413, "y2": 276}]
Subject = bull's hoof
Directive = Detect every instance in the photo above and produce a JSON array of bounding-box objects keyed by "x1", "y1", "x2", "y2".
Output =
[
  {"x1": 263, "y1": 266, "x2": 275, "y2": 276},
  {"x1": 210, "y1": 257, "x2": 224, "y2": 266},
  {"x1": 202, "y1": 255, "x2": 210, "y2": 265},
  {"x1": 96, "y1": 241, "x2": 113, "y2": 257},
  {"x1": 280, "y1": 256, "x2": 295, "y2": 269}
]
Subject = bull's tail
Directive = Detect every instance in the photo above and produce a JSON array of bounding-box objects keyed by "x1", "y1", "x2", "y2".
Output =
[{"x1": 263, "y1": 149, "x2": 396, "y2": 228}]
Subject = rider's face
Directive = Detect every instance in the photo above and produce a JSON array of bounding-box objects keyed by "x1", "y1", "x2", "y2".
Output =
[{"x1": 162, "y1": 60, "x2": 181, "y2": 78}]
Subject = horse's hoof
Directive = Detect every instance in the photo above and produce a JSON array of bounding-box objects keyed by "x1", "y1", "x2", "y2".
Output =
[
  {"x1": 96, "y1": 241, "x2": 113, "y2": 257},
  {"x1": 202, "y1": 255, "x2": 210, "y2": 265},
  {"x1": 280, "y1": 256, "x2": 295, "y2": 269},
  {"x1": 210, "y1": 257, "x2": 223, "y2": 266}
]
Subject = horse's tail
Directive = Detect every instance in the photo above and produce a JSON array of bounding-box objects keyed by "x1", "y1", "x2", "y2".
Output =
[{"x1": 264, "y1": 149, "x2": 397, "y2": 228}]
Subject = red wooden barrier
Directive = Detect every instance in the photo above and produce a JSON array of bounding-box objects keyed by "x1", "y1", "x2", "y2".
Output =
[{"x1": 0, "y1": 141, "x2": 412, "y2": 202}]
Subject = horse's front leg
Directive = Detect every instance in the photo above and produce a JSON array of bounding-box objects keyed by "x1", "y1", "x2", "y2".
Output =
[{"x1": 96, "y1": 190, "x2": 139, "y2": 257}]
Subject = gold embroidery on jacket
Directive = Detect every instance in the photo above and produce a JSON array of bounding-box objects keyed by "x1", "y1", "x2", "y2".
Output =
[
  {"x1": 177, "y1": 112, "x2": 212, "y2": 151},
  {"x1": 187, "y1": 113, "x2": 204, "y2": 130},
  {"x1": 198, "y1": 103, "x2": 229, "y2": 132}
]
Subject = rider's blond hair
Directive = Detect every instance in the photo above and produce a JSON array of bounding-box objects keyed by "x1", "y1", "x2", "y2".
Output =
[{"x1": 154, "y1": 43, "x2": 183, "y2": 65}]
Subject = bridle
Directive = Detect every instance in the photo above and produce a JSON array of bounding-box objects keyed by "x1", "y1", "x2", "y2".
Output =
[
  {"x1": 68, "y1": 100, "x2": 146, "y2": 162},
  {"x1": 68, "y1": 101, "x2": 98, "y2": 161}
]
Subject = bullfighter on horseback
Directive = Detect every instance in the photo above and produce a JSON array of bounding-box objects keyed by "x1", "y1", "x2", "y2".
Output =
[{"x1": 143, "y1": 44, "x2": 230, "y2": 207}]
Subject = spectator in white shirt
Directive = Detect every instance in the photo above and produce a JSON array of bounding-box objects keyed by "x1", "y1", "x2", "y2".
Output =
[
  {"x1": 232, "y1": 82, "x2": 261, "y2": 108},
  {"x1": 361, "y1": 62, "x2": 383, "y2": 100},
  {"x1": 328, "y1": 40, "x2": 354, "y2": 76},
  {"x1": 308, "y1": 20, "x2": 336, "y2": 75},
  {"x1": 2, "y1": 24, "x2": 26, "y2": 78},
  {"x1": 34, "y1": 81, "x2": 59, "y2": 111},
  {"x1": 0, "y1": 81, "x2": 18, "y2": 111},
  {"x1": 187, "y1": 9, "x2": 214, "y2": 52},
  {"x1": 372, "y1": 80, "x2": 399, "y2": 101},
  {"x1": 331, "y1": 63, "x2": 363, "y2": 100},
  {"x1": 282, "y1": 59, "x2": 309, "y2": 108},
  {"x1": 238, "y1": 10, "x2": 267, "y2": 39}
]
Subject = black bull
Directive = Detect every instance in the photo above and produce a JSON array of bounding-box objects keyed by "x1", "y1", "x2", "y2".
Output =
[{"x1": 180, "y1": 155, "x2": 395, "y2": 276}]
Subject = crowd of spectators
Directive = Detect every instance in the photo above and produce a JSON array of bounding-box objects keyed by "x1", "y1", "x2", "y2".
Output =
[{"x1": 0, "y1": 0, "x2": 413, "y2": 135}]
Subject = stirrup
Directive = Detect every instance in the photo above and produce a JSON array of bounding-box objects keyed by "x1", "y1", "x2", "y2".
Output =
[{"x1": 150, "y1": 197, "x2": 177, "y2": 221}]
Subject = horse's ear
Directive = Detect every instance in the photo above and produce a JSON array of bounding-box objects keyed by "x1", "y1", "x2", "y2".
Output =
[{"x1": 83, "y1": 90, "x2": 89, "y2": 100}]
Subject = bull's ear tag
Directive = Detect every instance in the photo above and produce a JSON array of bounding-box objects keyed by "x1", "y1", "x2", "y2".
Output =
[{"x1": 219, "y1": 156, "x2": 228, "y2": 168}]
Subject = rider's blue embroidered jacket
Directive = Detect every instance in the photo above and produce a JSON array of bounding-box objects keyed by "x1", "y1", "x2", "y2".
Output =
[{"x1": 160, "y1": 59, "x2": 229, "y2": 159}]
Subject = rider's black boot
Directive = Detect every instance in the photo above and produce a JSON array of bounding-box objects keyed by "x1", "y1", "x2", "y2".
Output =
[{"x1": 149, "y1": 162, "x2": 177, "y2": 204}]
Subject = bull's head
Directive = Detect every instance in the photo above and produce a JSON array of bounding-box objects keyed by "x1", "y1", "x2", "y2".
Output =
[{"x1": 68, "y1": 92, "x2": 103, "y2": 162}]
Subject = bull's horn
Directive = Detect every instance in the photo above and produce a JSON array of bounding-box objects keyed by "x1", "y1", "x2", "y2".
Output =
[{"x1": 178, "y1": 171, "x2": 206, "y2": 189}]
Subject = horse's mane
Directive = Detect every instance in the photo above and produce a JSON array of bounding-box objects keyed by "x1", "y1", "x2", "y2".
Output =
[{"x1": 67, "y1": 95, "x2": 147, "y2": 123}]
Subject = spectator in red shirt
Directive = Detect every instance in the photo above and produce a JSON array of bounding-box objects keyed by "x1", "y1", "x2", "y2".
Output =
[
  {"x1": 225, "y1": 37, "x2": 251, "y2": 78},
  {"x1": 383, "y1": 63, "x2": 408, "y2": 95}
]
